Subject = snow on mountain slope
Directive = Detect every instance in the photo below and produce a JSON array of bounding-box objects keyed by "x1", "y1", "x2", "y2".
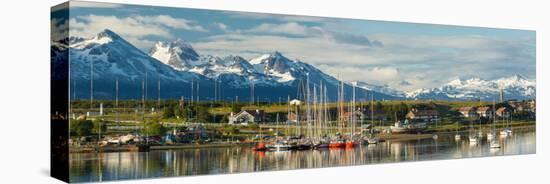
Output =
[
  {"x1": 68, "y1": 29, "x2": 196, "y2": 82},
  {"x1": 352, "y1": 81, "x2": 406, "y2": 97},
  {"x1": 405, "y1": 75, "x2": 535, "y2": 100},
  {"x1": 149, "y1": 39, "x2": 202, "y2": 70},
  {"x1": 58, "y1": 29, "x2": 534, "y2": 101}
]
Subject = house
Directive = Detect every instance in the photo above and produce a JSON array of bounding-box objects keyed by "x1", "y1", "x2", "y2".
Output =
[
  {"x1": 458, "y1": 107, "x2": 477, "y2": 118},
  {"x1": 340, "y1": 111, "x2": 366, "y2": 123},
  {"x1": 496, "y1": 107, "x2": 511, "y2": 118},
  {"x1": 228, "y1": 109, "x2": 265, "y2": 125},
  {"x1": 406, "y1": 108, "x2": 439, "y2": 122},
  {"x1": 286, "y1": 111, "x2": 306, "y2": 123},
  {"x1": 476, "y1": 106, "x2": 493, "y2": 118}
]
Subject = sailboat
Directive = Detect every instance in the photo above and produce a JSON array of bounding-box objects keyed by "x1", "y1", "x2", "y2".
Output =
[
  {"x1": 454, "y1": 122, "x2": 461, "y2": 141},
  {"x1": 329, "y1": 79, "x2": 346, "y2": 148},
  {"x1": 488, "y1": 100, "x2": 500, "y2": 149},
  {"x1": 468, "y1": 119, "x2": 479, "y2": 145},
  {"x1": 500, "y1": 110, "x2": 512, "y2": 137},
  {"x1": 363, "y1": 93, "x2": 379, "y2": 144},
  {"x1": 477, "y1": 98, "x2": 484, "y2": 139},
  {"x1": 313, "y1": 83, "x2": 329, "y2": 149},
  {"x1": 297, "y1": 74, "x2": 313, "y2": 150},
  {"x1": 253, "y1": 125, "x2": 267, "y2": 151},
  {"x1": 345, "y1": 83, "x2": 358, "y2": 148}
]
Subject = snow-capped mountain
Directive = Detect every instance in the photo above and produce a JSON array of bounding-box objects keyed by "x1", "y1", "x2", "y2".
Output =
[
  {"x1": 54, "y1": 29, "x2": 534, "y2": 101},
  {"x1": 352, "y1": 81, "x2": 406, "y2": 98},
  {"x1": 249, "y1": 52, "x2": 341, "y2": 85},
  {"x1": 69, "y1": 29, "x2": 194, "y2": 81},
  {"x1": 148, "y1": 41, "x2": 342, "y2": 88},
  {"x1": 65, "y1": 29, "x2": 205, "y2": 99},
  {"x1": 149, "y1": 39, "x2": 202, "y2": 70},
  {"x1": 405, "y1": 75, "x2": 536, "y2": 100}
]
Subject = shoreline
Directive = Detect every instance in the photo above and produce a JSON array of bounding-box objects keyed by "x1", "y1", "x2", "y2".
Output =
[{"x1": 69, "y1": 124, "x2": 535, "y2": 153}]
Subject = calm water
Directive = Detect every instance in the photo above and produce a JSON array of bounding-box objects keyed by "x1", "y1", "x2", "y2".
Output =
[{"x1": 69, "y1": 129, "x2": 535, "y2": 183}]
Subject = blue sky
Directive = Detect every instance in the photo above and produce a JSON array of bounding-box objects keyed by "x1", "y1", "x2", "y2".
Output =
[{"x1": 63, "y1": 1, "x2": 535, "y2": 91}]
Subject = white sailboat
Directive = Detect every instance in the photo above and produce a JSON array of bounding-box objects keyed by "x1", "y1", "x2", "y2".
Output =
[
  {"x1": 489, "y1": 99, "x2": 500, "y2": 149},
  {"x1": 469, "y1": 119, "x2": 479, "y2": 145},
  {"x1": 364, "y1": 93, "x2": 379, "y2": 144},
  {"x1": 454, "y1": 122, "x2": 461, "y2": 141},
  {"x1": 500, "y1": 113, "x2": 512, "y2": 137}
]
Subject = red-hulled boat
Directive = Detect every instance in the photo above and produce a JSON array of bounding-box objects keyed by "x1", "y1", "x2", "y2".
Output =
[
  {"x1": 345, "y1": 140, "x2": 355, "y2": 148},
  {"x1": 329, "y1": 140, "x2": 345, "y2": 148},
  {"x1": 252, "y1": 141, "x2": 267, "y2": 151}
]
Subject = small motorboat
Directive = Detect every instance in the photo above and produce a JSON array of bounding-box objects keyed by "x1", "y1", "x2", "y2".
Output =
[
  {"x1": 362, "y1": 134, "x2": 379, "y2": 144},
  {"x1": 477, "y1": 131, "x2": 484, "y2": 138},
  {"x1": 487, "y1": 132, "x2": 495, "y2": 140},
  {"x1": 469, "y1": 134, "x2": 479, "y2": 144},
  {"x1": 454, "y1": 134, "x2": 461, "y2": 141},
  {"x1": 489, "y1": 140, "x2": 501, "y2": 149},
  {"x1": 500, "y1": 128, "x2": 512, "y2": 137},
  {"x1": 268, "y1": 142, "x2": 291, "y2": 151}
]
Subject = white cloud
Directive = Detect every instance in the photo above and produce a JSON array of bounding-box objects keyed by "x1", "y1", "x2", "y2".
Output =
[
  {"x1": 69, "y1": 14, "x2": 206, "y2": 50},
  {"x1": 318, "y1": 66, "x2": 401, "y2": 86},
  {"x1": 213, "y1": 22, "x2": 229, "y2": 32},
  {"x1": 227, "y1": 11, "x2": 329, "y2": 23},
  {"x1": 193, "y1": 29, "x2": 534, "y2": 91},
  {"x1": 134, "y1": 15, "x2": 207, "y2": 32},
  {"x1": 245, "y1": 22, "x2": 322, "y2": 36},
  {"x1": 70, "y1": 15, "x2": 170, "y2": 38},
  {"x1": 51, "y1": 18, "x2": 68, "y2": 41},
  {"x1": 70, "y1": 1, "x2": 123, "y2": 9}
]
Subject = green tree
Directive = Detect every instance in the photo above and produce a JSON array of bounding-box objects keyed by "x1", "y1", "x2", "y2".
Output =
[
  {"x1": 375, "y1": 101, "x2": 383, "y2": 110},
  {"x1": 163, "y1": 105, "x2": 175, "y2": 118},
  {"x1": 70, "y1": 120, "x2": 93, "y2": 137},
  {"x1": 144, "y1": 122, "x2": 166, "y2": 136},
  {"x1": 220, "y1": 114, "x2": 229, "y2": 123},
  {"x1": 175, "y1": 106, "x2": 187, "y2": 120},
  {"x1": 194, "y1": 105, "x2": 211, "y2": 123},
  {"x1": 231, "y1": 103, "x2": 244, "y2": 113},
  {"x1": 398, "y1": 102, "x2": 409, "y2": 117},
  {"x1": 225, "y1": 125, "x2": 240, "y2": 135},
  {"x1": 92, "y1": 120, "x2": 107, "y2": 135}
]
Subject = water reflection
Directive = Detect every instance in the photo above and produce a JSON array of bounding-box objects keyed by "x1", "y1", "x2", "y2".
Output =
[{"x1": 69, "y1": 130, "x2": 535, "y2": 182}]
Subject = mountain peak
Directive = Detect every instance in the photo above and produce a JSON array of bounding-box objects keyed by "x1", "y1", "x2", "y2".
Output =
[
  {"x1": 149, "y1": 39, "x2": 200, "y2": 70},
  {"x1": 97, "y1": 29, "x2": 121, "y2": 40},
  {"x1": 271, "y1": 51, "x2": 283, "y2": 57},
  {"x1": 511, "y1": 74, "x2": 526, "y2": 80},
  {"x1": 171, "y1": 38, "x2": 194, "y2": 49}
]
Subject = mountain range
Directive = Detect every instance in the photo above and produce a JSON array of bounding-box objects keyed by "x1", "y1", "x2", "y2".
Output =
[{"x1": 51, "y1": 29, "x2": 536, "y2": 101}]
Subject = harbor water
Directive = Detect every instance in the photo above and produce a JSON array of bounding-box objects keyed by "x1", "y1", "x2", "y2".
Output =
[{"x1": 69, "y1": 129, "x2": 535, "y2": 182}]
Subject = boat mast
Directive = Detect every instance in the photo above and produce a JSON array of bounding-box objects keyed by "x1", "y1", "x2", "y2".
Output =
[
  {"x1": 493, "y1": 100, "x2": 497, "y2": 134},
  {"x1": 324, "y1": 85, "x2": 328, "y2": 137},
  {"x1": 287, "y1": 95, "x2": 290, "y2": 137},
  {"x1": 313, "y1": 84, "x2": 317, "y2": 140},
  {"x1": 157, "y1": 76, "x2": 160, "y2": 110},
  {"x1": 191, "y1": 79, "x2": 194, "y2": 104},
  {"x1": 90, "y1": 59, "x2": 93, "y2": 110},
  {"x1": 115, "y1": 79, "x2": 118, "y2": 124},
  {"x1": 371, "y1": 93, "x2": 374, "y2": 134},
  {"x1": 352, "y1": 82, "x2": 356, "y2": 139}
]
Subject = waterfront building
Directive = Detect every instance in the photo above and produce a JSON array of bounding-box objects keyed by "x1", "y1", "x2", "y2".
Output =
[
  {"x1": 476, "y1": 106, "x2": 493, "y2": 118},
  {"x1": 228, "y1": 109, "x2": 266, "y2": 125},
  {"x1": 406, "y1": 108, "x2": 440, "y2": 122},
  {"x1": 458, "y1": 107, "x2": 477, "y2": 118}
]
